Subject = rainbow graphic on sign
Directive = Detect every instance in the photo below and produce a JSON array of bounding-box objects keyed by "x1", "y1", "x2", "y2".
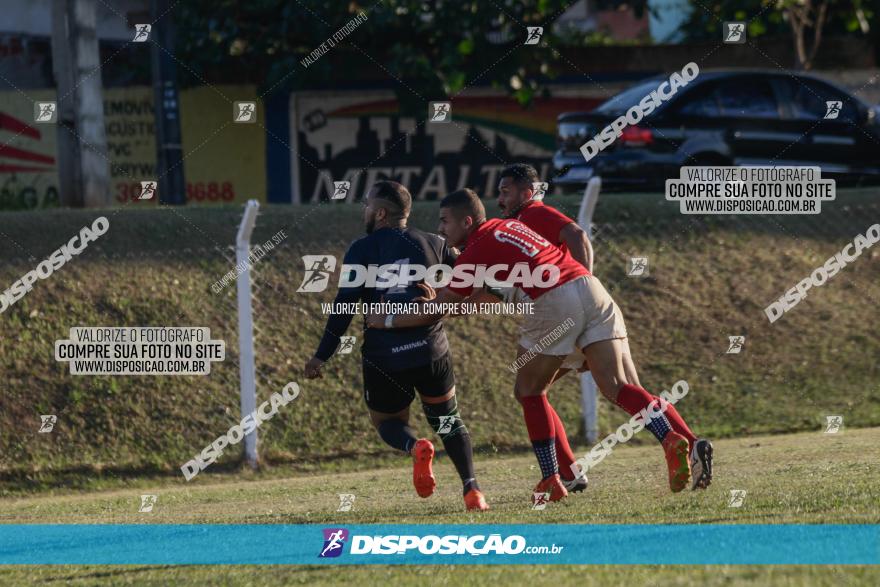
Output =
[{"x1": 325, "y1": 96, "x2": 603, "y2": 151}]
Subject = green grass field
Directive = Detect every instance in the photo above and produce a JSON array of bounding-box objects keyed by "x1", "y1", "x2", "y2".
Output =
[
  {"x1": 0, "y1": 428, "x2": 878, "y2": 584},
  {"x1": 4, "y1": 564, "x2": 880, "y2": 586},
  {"x1": 1, "y1": 190, "x2": 878, "y2": 584},
  {"x1": 1, "y1": 190, "x2": 878, "y2": 488}
]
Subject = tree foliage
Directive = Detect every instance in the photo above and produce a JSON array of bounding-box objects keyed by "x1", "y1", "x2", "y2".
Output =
[
  {"x1": 681, "y1": 0, "x2": 876, "y2": 69},
  {"x1": 175, "y1": 0, "x2": 572, "y2": 114}
]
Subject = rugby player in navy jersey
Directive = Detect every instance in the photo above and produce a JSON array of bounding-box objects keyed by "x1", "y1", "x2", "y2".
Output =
[{"x1": 304, "y1": 181, "x2": 487, "y2": 511}]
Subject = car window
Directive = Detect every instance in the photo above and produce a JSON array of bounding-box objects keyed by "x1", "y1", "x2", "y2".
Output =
[
  {"x1": 715, "y1": 78, "x2": 779, "y2": 119},
  {"x1": 594, "y1": 80, "x2": 660, "y2": 114},
  {"x1": 787, "y1": 78, "x2": 860, "y2": 123},
  {"x1": 677, "y1": 85, "x2": 721, "y2": 116}
]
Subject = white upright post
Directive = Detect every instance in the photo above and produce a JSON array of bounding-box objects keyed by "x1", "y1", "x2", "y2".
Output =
[
  {"x1": 236, "y1": 200, "x2": 260, "y2": 468},
  {"x1": 577, "y1": 177, "x2": 602, "y2": 444}
]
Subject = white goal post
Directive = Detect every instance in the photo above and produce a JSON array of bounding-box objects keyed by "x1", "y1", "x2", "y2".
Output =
[
  {"x1": 236, "y1": 199, "x2": 260, "y2": 468},
  {"x1": 576, "y1": 177, "x2": 602, "y2": 444}
]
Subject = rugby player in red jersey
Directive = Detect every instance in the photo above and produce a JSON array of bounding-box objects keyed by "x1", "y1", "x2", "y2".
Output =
[
  {"x1": 498, "y1": 164, "x2": 594, "y2": 269},
  {"x1": 497, "y1": 163, "x2": 594, "y2": 494},
  {"x1": 498, "y1": 164, "x2": 713, "y2": 491},
  {"x1": 367, "y1": 189, "x2": 709, "y2": 503}
]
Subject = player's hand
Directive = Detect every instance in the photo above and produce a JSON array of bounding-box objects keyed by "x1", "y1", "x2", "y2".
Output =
[
  {"x1": 304, "y1": 356, "x2": 325, "y2": 379},
  {"x1": 365, "y1": 313, "x2": 386, "y2": 329},
  {"x1": 414, "y1": 282, "x2": 437, "y2": 302}
]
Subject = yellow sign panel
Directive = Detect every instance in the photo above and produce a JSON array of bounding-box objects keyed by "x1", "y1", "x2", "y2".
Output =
[
  {"x1": 0, "y1": 85, "x2": 266, "y2": 208},
  {"x1": 178, "y1": 85, "x2": 266, "y2": 206}
]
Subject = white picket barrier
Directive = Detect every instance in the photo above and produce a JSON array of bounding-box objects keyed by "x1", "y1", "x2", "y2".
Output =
[
  {"x1": 576, "y1": 177, "x2": 602, "y2": 443},
  {"x1": 236, "y1": 200, "x2": 260, "y2": 467}
]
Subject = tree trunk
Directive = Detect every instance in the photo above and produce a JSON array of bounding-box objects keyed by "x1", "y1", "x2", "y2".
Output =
[{"x1": 786, "y1": 0, "x2": 830, "y2": 71}]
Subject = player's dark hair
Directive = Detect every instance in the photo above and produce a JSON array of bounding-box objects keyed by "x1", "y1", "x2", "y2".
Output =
[
  {"x1": 499, "y1": 163, "x2": 539, "y2": 189},
  {"x1": 440, "y1": 189, "x2": 486, "y2": 223},
  {"x1": 372, "y1": 181, "x2": 412, "y2": 220}
]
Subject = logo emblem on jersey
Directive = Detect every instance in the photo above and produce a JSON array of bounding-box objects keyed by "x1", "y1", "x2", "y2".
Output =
[
  {"x1": 494, "y1": 221, "x2": 550, "y2": 257},
  {"x1": 319, "y1": 528, "x2": 349, "y2": 557},
  {"x1": 298, "y1": 255, "x2": 337, "y2": 292}
]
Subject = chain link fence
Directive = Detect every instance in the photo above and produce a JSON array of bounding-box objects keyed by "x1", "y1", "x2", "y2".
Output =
[{"x1": 0, "y1": 191, "x2": 877, "y2": 486}]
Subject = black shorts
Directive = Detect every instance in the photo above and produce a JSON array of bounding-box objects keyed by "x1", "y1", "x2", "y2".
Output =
[{"x1": 362, "y1": 354, "x2": 455, "y2": 414}]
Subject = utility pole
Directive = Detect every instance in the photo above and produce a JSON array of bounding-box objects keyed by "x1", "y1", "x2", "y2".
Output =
[
  {"x1": 150, "y1": 0, "x2": 186, "y2": 205},
  {"x1": 51, "y1": 0, "x2": 111, "y2": 208}
]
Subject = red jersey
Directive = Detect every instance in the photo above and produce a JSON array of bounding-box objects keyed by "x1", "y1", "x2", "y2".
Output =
[
  {"x1": 516, "y1": 200, "x2": 574, "y2": 251},
  {"x1": 448, "y1": 218, "x2": 590, "y2": 299}
]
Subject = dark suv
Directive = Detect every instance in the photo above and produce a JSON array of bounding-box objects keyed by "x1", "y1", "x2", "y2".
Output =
[{"x1": 553, "y1": 69, "x2": 880, "y2": 191}]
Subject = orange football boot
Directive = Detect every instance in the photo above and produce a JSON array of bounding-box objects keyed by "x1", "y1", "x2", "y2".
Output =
[
  {"x1": 532, "y1": 473, "x2": 568, "y2": 504},
  {"x1": 662, "y1": 431, "x2": 691, "y2": 492},
  {"x1": 464, "y1": 488, "x2": 489, "y2": 511},
  {"x1": 411, "y1": 438, "x2": 436, "y2": 498}
]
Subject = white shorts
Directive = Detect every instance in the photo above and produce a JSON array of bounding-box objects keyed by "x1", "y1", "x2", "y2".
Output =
[
  {"x1": 560, "y1": 336, "x2": 636, "y2": 370},
  {"x1": 518, "y1": 275, "x2": 627, "y2": 360}
]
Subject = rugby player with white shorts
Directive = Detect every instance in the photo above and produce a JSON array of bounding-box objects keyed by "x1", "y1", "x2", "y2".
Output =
[
  {"x1": 497, "y1": 163, "x2": 713, "y2": 493},
  {"x1": 367, "y1": 188, "x2": 712, "y2": 504}
]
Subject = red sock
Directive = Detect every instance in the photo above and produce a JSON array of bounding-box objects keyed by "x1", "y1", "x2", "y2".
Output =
[
  {"x1": 519, "y1": 395, "x2": 559, "y2": 479},
  {"x1": 615, "y1": 383, "x2": 655, "y2": 416},
  {"x1": 518, "y1": 395, "x2": 555, "y2": 441},
  {"x1": 657, "y1": 397, "x2": 697, "y2": 444},
  {"x1": 548, "y1": 406, "x2": 576, "y2": 480}
]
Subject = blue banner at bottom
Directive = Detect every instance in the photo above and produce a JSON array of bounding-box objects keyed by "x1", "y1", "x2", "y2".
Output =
[{"x1": 0, "y1": 524, "x2": 876, "y2": 565}]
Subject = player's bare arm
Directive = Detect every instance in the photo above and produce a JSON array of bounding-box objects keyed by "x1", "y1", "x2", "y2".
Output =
[{"x1": 560, "y1": 222, "x2": 594, "y2": 272}]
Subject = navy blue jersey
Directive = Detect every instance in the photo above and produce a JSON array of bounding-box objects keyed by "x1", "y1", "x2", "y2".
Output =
[{"x1": 315, "y1": 226, "x2": 456, "y2": 369}]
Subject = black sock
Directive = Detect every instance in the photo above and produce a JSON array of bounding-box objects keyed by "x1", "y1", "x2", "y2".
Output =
[
  {"x1": 442, "y1": 432, "x2": 479, "y2": 495},
  {"x1": 377, "y1": 419, "x2": 417, "y2": 454},
  {"x1": 422, "y1": 397, "x2": 478, "y2": 494}
]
